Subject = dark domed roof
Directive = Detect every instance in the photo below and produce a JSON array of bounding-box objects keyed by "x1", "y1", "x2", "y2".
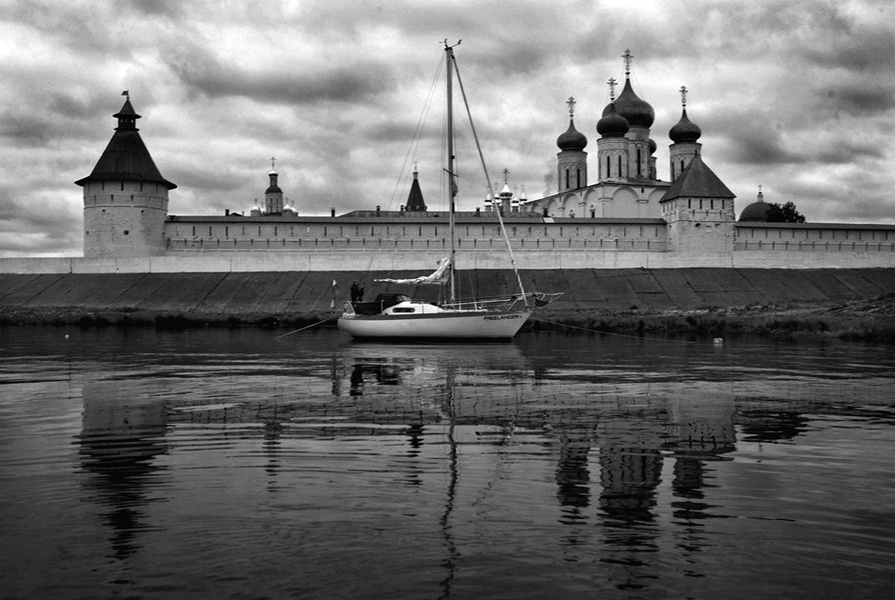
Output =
[
  {"x1": 556, "y1": 119, "x2": 588, "y2": 151},
  {"x1": 669, "y1": 108, "x2": 702, "y2": 144},
  {"x1": 738, "y1": 199, "x2": 771, "y2": 222},
  {"x1": 738, "y1": 189, "x2": 771, "y2": 221},
  {"x1": 603, "y1": 79, "x2": 654, "y2": 128},
  {"x1": 597, "y1": 102, "x2": 629, "y2": 137},
  {"x1": 649, "y1": 138, "x2": 657, "y2": 154}
]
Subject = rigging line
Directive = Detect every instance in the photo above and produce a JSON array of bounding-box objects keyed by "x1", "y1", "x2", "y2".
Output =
[
  {"x1": 274, "y1": 317, "x2": 335, "y2": 339},
  {"x1": 451, "y1": 54, "x2": 530, "y2": 309},
  {"x1": 389, "y1": 53, "x2": 445, "y2": 210}
]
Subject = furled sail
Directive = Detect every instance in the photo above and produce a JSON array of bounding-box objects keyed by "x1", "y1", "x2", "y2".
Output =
[{"x1": 374, "y1": 257, "x2": 450, "y2": 285}]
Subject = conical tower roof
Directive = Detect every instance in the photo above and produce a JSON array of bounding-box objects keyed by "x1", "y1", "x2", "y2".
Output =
[
  {"x1": 659, "y1": 155, "x2": 734, "y2": 202},
  {"x1": 405, "y1": 168, "x2": 427, "y2": 211},
  {"x1": 75, "y1": 96, "x2": 176, "y2": 189}
]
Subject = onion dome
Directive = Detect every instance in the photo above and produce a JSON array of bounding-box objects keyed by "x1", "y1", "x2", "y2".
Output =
[
  {"x1": 649, "y1": 138, "x2": 657, "y2": 154},
  {"x1": 604, "y1": 79, "x2": 654, "y2": 128},
  {"x1": 557, "y1": 119, "x2": 588, "y2": 150},
  {"x1": 597, "y1": 102, "x2": 629, "y2": 137},
  {"x1": 669, "y1": 108, "x2": 702, "y2": 143},
  {"x1": 738, "y1": 187, "x2": 770, "y2": 222}
]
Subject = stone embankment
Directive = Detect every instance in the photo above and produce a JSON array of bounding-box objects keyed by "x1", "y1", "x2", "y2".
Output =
[{"x1": 2, "y1": 268, "x2": 894, "y2": 341}]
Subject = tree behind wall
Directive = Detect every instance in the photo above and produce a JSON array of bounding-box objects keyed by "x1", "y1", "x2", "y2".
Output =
[{"x1": 767, "y1": 201, "x2": 806, "y2": 223}]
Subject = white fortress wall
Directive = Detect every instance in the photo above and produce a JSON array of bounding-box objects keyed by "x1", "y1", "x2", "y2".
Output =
[{"x1": 3, "y1": 244, "x2": 895, "y2": 275}]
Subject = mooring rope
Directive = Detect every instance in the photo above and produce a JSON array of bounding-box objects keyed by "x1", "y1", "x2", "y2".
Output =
[{"x1": 274, "y1": 317, "x2": 336, "y2": 339}]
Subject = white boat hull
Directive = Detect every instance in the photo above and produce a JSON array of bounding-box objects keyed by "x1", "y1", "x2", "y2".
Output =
[{"x1": 338, "y1": 310, "x2": 530, "y2": 340}]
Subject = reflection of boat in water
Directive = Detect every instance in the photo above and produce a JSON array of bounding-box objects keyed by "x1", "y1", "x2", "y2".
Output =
[
  {"x1": 339, "y1": 341, "x2": 526, "y2": 396},
  {"x1": 339, "y1": 341, "x2": 525, "y2": 368},
  {"x1": 337, "y1": 42, "x2": 560, "y2": 341}
]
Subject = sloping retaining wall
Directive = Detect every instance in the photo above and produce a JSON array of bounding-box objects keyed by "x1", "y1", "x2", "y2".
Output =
[{"x1": 2, "y1": 268, "x2": 894, "y2": 317}]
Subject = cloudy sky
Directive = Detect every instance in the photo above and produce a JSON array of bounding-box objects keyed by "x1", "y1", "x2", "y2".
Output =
[{"x1": 1, "y1": 0, "x2": 894, "y2": 257}]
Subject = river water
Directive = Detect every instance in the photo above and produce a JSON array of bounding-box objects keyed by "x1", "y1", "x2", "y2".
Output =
[{"x1": 1, "y1": 326, "x2": 893, "y2": 599}]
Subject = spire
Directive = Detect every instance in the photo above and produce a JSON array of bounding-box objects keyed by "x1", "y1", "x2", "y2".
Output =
[{"x1": 405, "y1": 165, "x2": 427, "y2": 211}]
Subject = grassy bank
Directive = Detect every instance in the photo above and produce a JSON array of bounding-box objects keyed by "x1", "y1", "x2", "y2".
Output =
[
  {"x1": 3, "y1": 294, "x2": 894, "y2": 343},
  {"x1": 530, "y1": 295, "x2": 895, "y2": 343}
]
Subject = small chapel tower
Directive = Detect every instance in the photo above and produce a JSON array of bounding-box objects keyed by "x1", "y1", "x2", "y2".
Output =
[
  {"x1": 76, "y1": 93, "x2": 176, "y2": 258},
  {"x1": 609, "y1": 50, "x2": 655, "y2": 181},
  {"x1": 597, "y1": 78, "x2": 630, "y2": 181},
  {"x1": 264, "y1": 157, "x2": 284, "y2": 214},
  {"x1": 668, "y1": 86, "x2": 703, "y2": 182},
  {"x1": 556, "y1": 97, "x2": 588, "y2": 192}
]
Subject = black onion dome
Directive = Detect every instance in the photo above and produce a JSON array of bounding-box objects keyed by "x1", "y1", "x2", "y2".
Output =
[
  {"x1": 597, "y1": 102, "x2": 629, "y2": 137},
  {"x1": 603, "y1": 79, "x2": 654, "y2": 128},
  {"x1": 557, "y1": 119, "x2": 588, "y2": 151},
  {"x1": 669, "y1": 108, "x2": 702, "y2": 143},
  {"x1": 649, "y1": 138, "x2": 657, "y2": 154}
]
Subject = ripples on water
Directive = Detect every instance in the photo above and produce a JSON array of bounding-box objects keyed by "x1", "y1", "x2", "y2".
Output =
[{"x1": 1, "y1": 327, "x2": 894, "y2": 599}]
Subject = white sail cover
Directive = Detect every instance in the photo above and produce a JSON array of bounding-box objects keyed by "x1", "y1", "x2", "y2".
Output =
[{"x1": 374, "y1": 257, "x2": 450, "y2": 285}]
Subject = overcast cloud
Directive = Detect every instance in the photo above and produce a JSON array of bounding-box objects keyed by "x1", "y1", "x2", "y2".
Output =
[{"x1": 1, "y1": 0, "x2": 893, "y2": 257}]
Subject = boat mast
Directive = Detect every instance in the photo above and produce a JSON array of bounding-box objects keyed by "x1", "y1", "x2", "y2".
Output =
[
  {"x1": 445, "y1": 40, "x2": 459, "y2": 302},
  {"x1": 451, "y1": 48, "x2": 530, "y2": 308}
]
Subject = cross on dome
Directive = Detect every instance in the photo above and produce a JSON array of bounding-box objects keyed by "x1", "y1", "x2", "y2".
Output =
[
  {"x1": 680, "y1": 85, "x2": 688, "y2": 108},
  {"x1": 503, "y1": 167, "x2": 510, "y2": 184},
  {"x1": 607, "y1": 77, "x2": 618, "y2": 101},
  {"x1": 622, "y1": 49, "x2": 633, "y2": 77},
  {"x1": 567, "y1": 96, "x2": 576, "y2": 118},
  {"x1": 270, "y1": 156, "x2": 276, "y2": 171}
]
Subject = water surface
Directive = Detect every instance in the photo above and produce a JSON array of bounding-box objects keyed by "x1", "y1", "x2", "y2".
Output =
[{"x1": 1, "y1": 327, "x2": 893, "y2": 599}]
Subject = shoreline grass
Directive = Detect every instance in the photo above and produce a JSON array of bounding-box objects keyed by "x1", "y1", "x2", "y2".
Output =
[{"x1": 2, "y1": 296, "x2": 894, "y2": 343}]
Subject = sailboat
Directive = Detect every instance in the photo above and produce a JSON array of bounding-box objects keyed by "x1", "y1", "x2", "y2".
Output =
[{"x1": 337, "y1": 42, "x2": 560, "y2": 341}]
